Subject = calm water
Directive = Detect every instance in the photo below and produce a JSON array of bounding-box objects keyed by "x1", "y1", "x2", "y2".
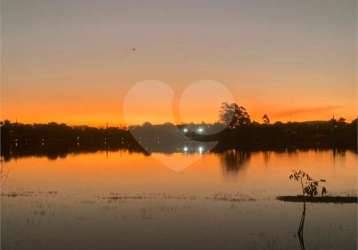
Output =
[{"x1": 1, "y1": 150, "x2": 357, "y2": 250}]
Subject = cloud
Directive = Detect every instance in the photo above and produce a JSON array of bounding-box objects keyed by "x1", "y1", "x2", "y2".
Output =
[{"x1": 274, "y1": 105, "x2": 341, "y2": 117}]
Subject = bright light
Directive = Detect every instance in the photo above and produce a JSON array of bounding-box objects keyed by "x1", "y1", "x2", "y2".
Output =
[
  {"x1": 183, "y1": 128, "x2": 189, "y2": 133},
  {"x1": 183, "y1": 146, "x2": 189, "y2": 152},
  {"x1": 198, "y1": 146, "x2": 204, "y2": 154},
  {"x1": 197, "y1": 127, "x2": 204, "y2": 133}
]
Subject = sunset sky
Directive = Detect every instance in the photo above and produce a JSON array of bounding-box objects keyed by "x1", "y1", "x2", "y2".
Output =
[{"x1": 2, "y1": 0, "x2": 357, "y2": 126}]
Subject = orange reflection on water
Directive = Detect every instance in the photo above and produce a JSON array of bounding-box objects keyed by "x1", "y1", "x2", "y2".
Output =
[{"x1": 2, "y1": 150, "x2": 357, "y2": 198}]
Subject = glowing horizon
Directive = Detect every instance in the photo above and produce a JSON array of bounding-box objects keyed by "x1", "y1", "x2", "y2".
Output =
[{"x1": 2, "y1": 0, "x2": 357, "y2": 126}]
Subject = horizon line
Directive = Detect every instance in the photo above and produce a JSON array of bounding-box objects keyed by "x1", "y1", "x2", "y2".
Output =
[{"x1": 1, "y1": 117, "x2": 356, "y2": 129}]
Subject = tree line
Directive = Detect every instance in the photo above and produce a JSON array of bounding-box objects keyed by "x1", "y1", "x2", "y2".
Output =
[
  {"x1": 199, "y1": 102, "x2": 357, "y2": 151},
  {"x1": 1, "y1": 102, "x2": 357, "y2": 160},
  {"x1": 0, "y1": 121, "x2": 145, "y2": 161}
]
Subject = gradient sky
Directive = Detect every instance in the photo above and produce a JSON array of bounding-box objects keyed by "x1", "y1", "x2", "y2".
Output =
[{"x1": 2, "y1": 0, "x2": 357, "y2": 126}]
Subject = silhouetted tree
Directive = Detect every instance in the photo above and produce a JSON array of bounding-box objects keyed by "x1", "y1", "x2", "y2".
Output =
[
  {"x1": 142, "y1": 122, "x2": 152, "y2": 127},
  {"x1": 262, "y1": 114, "x2": 270, "y2": 124},
  {"x1": 338, "y1": 117, "x2": 346, "y2": 123},
  {"x1": 219, "y1": 102, "x2": 250, "y2": 128}
]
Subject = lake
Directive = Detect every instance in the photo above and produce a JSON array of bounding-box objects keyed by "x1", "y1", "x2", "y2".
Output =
[{"x1": 1, "y1": 149, "x2": 357, "y2": 250}]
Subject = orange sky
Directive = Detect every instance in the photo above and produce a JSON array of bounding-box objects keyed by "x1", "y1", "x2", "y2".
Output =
[{"x1": 2, "y1": 0, "x2": 357, "y2": 126}]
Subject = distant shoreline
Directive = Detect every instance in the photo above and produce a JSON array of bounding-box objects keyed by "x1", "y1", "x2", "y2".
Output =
[{"x1": 1, "y1": 120, "x2": 357, "y2": 161}]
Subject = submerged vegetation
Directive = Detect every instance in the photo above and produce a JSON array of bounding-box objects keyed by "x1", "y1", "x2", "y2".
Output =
[
  {"x1": 278, "y1": 170, "x2": 357, "y2": 250},
  {"x1": 277, "y1": 196, "x2": 357, "y2": 203},
  {"x1": 276, "y1": 170, "x2": 358, "y2": 203},
  {"x1": 289, "y1": 169, "x2": 327, "y2": 197},
  {"x1": 277, "y1": 170, "x2": 358, "y2": 204}
]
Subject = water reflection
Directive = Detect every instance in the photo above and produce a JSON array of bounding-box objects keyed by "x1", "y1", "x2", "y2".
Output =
[
  {"x1": 263, "y1": 151, "x2": 272, "y2": 165},
  {"x1": 1, "y1": 149, "x2": 357, "y2": 250},
  {"x1": 297, "y1": 201, "x2": 307, "y2": 250},
  {"x1": 0, "y1": 158, "x2": 10, "y2": 186},
  {"x1": 219, "y1": 149, "x2": 251, "y2": 175},
  {"x1": 333, "y1": 148, "x2": 347, "y2": 158},
  {"x1": 2, "y1": 140, "x2": 358, "y2": 164}
]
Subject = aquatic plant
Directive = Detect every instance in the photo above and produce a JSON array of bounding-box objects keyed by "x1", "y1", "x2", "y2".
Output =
[{"x1": 289, "y1": 170, "x2": 327, "y2": 197}]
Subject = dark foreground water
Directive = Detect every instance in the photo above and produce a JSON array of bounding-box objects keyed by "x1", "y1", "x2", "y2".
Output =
[{"x1": 1, "y1": 150, "x2": 357, "y2": 250}]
